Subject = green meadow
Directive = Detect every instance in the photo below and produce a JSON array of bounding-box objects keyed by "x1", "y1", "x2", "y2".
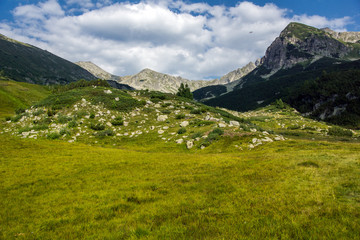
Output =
[{"x1": 1, "y1": 80, "x2": 360, "y2": 239}]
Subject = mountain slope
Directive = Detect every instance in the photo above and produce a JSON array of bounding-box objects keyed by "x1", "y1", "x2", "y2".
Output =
[
  {"x1": 201, "y1": 22, "x2": 360, "y2": 127},
  {"x1": 0, "y1": 34, "x2": 96, "y2": 84}
]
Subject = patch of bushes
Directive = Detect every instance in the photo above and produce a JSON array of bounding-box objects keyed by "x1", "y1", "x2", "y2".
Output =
[
  {"x1": 89, "y1": 112, "x2": 95, "y2": 119},
  {"x1": 47, "y1": 132, "x2": 61, "y2": 139},
  {"x1": 33, "y1": 109, "x2": 45, "y2": 116},
  {"x1": 328, "y1": 126, "x2": 353, "y2": 137},
  {"x1": 47, "y1": 108, "x2": 56, "y2": 117},
  {"x1": 32, "y1": 124, "x2": 49, "y2": 131},
  {"x1": 161, "y1": 103, "x2": 171, "y2": 107},
  {"x1": 191, "y1": 132, "x2": 203, "y2": 139},
  {"x1": 95, "y1": 129, "x2": 114, "y2": 137},
  {"x1": 90, "y1": 123, "x2": 105, "y2": 131},
  {"x1": 57, "y1": 114, "x2": 72, "y2": 124},
  {"x1": 60, "y1": 128, "x2": 71, "y2": 136},
  {"x1": 288, "y1": 125, "x2": 301, "y2": 130},
  {"x1": 175, "y1": 114, "x2": 185, "y2": 119},
  {"x1": 161, "y1": 109, "x2": 171, "y2": 114},
  {"x1": 67, "y1": 120, "x2": 78, "y2": 128},
  {"x1": 202, "y1": 128, "x2": 224, "y2": 147},
  {"x1": 111, "y1": 116, "x2": 124, "y2": 126},
  {"x1": 10, "y1": 114, "x2": 22, "y2": 122},
  {"x1": 298, "y1": 161, "x2": 319, "y2": 168},
  {"x1": 15, "y1": 108, "x2": 25, "y2": 114},
  {"x1": 177, "y1": 127, "x2": 187, "y2": 134},
  {"x1": 190, "y1": 108, "x2": 201, "y2": 114}
]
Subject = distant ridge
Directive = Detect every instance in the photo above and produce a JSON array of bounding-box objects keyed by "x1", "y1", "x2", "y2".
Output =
[{"x1": 0, "y1": 34, "x2": 96, "y2": 84}]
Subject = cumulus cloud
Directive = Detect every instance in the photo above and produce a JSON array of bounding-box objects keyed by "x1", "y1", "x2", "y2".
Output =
[{"x1": 0, "y1": 0, "x2": 353, "y2": 79}]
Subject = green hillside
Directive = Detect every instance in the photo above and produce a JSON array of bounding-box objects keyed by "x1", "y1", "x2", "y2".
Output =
[
  {"x1": 1, "y1": 83, "x2": 359, "y2": 238},
  {"x1": 0, "y1": 77, "x2": 50, "y2": 118},
  {"x1": 0, "y1": 34, "x2": 96, "y2": 85}
]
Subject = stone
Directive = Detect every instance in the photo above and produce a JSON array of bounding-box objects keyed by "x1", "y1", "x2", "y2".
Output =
[
  {"x1": 229, "y1": 121, "x2": 240, "y2": 126},
  {"x1": 200, "y1": 145, "x2": 206, "y2": 150},
  {"x1": 180, "y1": 121, "x2": 189, "y2": 127},
  {"x1": 186, "y1": 140, "x2": 194, "y2": 149},
  {"x1": 218, "y1": 123, "x2": 226, "y2": 128},
  {"x1": 150, "y1": 126, "x2": 155, "y2": 130},
  {"x1": 163, "y1": 126, "x2": 169, "y2": 129},
  {"x1": 123, "y1": 122, "x2": 129, "y2": 127},
  {"x1": 158, "y1": 130, "x2": 164, "y2": 134},
  {"x1": 115, "y1": 97, "x2": 119, "y2": 101},
  {"x1": 157, "y1": 115, "x2": 168, "y2": 121},
  {"x1": 249, "y1": 144, "x2": 255, "y2": 149},
  {"x1": 106, "y1": 122, "x2": 112, "y2": 127},
  {"x1": 250, "y1": 128, "x2": 257, "y2": 132},
  {"x1": 104, "y1": 89, "x2": 112, "y2": 94},
  {"x1": 176, "y1": 139, "x2": 183, "y2": 144}
]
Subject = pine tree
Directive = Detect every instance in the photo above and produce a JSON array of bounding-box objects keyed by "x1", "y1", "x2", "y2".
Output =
[{"x1": 176, "y1": 83, "x2": 193, "y2": 100}]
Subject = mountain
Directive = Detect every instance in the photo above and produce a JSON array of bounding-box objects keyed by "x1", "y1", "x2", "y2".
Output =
[
  {"x1": 199, "y1": 22, "x2": 360, "y2": 127},
  {"x1": 75, "y1": 61, "x2": 117, "y2": 80},
  {"x1": 76, "y1": 61, "x2": 256, "y2": 94},
  {"x1": 0, "y1": 34, "x2": 96, "y2": 84}
]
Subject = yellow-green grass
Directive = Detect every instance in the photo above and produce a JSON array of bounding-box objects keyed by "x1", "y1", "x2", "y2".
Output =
[
  {"x1": 1, "y1": 133, "x2": 359, "y2": 239},
  {"x1": 0, "y1": 79, "x2": 50, "y2": 118}
]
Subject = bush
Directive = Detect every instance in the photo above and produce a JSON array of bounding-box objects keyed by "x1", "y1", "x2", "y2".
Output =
[
  {"x1": 161, "y1": 109, "x2": 171, "y2": 114},
  {"x1": 15, "y1": 108, "x2": 25, "y2": 114},
  {"x1": 95, "y1": 129, "x2": 114, "y2": 137},
  {"x1": 175, "y1": 114, "x2": 185, "y2": 119},
  {"x1": 190, "y1": 108, "x2": 201, "y2": 114},
  {"x1": 111, "y1": 116, "x2": 124, "y2": 126},
  {"x1": 90, "y1": 123, "x2": 105, "y2": 131},
  {"x1": 33, "y1": 109, "x2": 45, "y2": 116},
  {"x1": 67, "y1": 120, "x2": 78, "y2": 128},
  {"x1": 211, "y1": 128, "x2": 224, "y2": 136},
  {"x1": 90, "y1": 112, "x2": 95, "y2": 119},
  {"x1": 328, "y1": 126, "x2": 353, "y2": 137},
  {"x1": 5, "y1": 116, "x2": 11, "y2": 121},
  {"x1": 57, "y1": 114, "x2": 72, "y2": 124},
  {"x1": 60, "y1": 128, "x2": 71, "y2": 136},
  {"x1": 47, "y1": 108, "x2": 56, "y2": 117},
  {"x1": 177, "y1": 127, "x2": 187, "y2": 134},
  {"x1": 11, "y1": 114, "x2": 22, "y2": 122},
  {"x1": 32, "y1": 124, "x2": 49, "y2": 131},
  {"x1": 47, "y1": 132, "x2": 61, "y2": 139},
  {"x1": 191, "y1": 132, "x2": 203, "y2": 139}
]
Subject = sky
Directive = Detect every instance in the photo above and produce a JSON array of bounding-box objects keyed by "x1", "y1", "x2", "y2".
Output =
[{"x1": 0, "y1": 0, "x2": 359, "y2": 79}]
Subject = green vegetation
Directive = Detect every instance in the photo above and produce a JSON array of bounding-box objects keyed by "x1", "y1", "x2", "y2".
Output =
[
  {"x1": 176, "y1": 83, "x2": 193, "y2": 100},
  {"x1": 0, "y1": 79, "x2": 50, "y2": 118}
]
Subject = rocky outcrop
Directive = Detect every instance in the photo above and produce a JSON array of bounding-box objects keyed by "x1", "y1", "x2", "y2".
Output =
[
  {"x1": 261, "y1": 22, "x2": 353, "y2": 70},
  {"x1": 219, "y1": 61, "x2": 257, "y2": 84},
  {"x1": 75, "y1": 61, "x2": 116, "y2": 80},
  {"x1": 322, "y1": 28, "x2": 360, "y2": 43}
]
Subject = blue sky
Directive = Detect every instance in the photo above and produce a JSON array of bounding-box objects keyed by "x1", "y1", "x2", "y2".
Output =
[{"x1": 0, "y1": 0, "x2": 358, "y2": 79}]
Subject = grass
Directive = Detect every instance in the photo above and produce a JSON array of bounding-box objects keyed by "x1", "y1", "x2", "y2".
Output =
[
  {"x1": 0, "y1": 79, "x2": 50, "y2": 118},
  {"x1": 0, "y1": 134, "x2": 359, "y2": 239}
]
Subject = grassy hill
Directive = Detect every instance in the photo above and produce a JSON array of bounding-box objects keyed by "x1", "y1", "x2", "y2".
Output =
[
  {"x1": 0, "y1": 76, "x2": 50, "y2": 118},
  {"x1": 0, "y1": 34, "x2": 96, "y2": 85},
  {"x1": 1, "y1": 82, "x2": 360, "y2": 239}
]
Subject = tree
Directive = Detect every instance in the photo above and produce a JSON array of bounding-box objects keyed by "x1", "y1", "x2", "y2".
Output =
[{"x1": 176, "y1": 83, "x2": 193, "y2": 100}]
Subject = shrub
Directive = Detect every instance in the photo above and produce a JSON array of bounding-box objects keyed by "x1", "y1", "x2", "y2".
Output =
[
  {"x1": 190, "y1": 108, "x2": 201, "y2": 114},
  {"x1": 161, "y1": 109, "x2": 171, "y2": 114},
  {"x1": 47, "y1": 108, "x2": 56, "y2": 117},
  {"x1": 328, "y1": 126, "x2": 353, "y2": 137},
  {"x1": 67, "y1": 120, "x2": 78, "y2": 128},
  {"x1": 89, "y1": 112, "x2": 95, "y2": 119},
  {"x1": 75, "y1": 110, "x2": 88, "y2": 119},
  {"x1": 211, "y1": 128, "x2": 224, "y2": 136},
  {"x1": 5, "y1": 116, "x2": 11, "y2": 121},
  {"x1": 33, "y1": 109, "x2": 45, "y2": 116},
  {"x1": 11, "y1": 114, "x2": 22, "y2": 122},
  {"x1": 177, "y1": 127, "x2": 187, "y2": 134},
  {"x1": 18, "y1": 126, "x2": 32, "y2": 134},
  {"x1": 57, "y1": 114, "x2": 72, "y2": 124},
  {"x1": 47, "y1": 132, "x2": 61, "y2": 139},
  {"x1": 191, "y1": 132, "x2": 203, "y2": 139},
  {"x1": 111, "y1": 116, "x2": 124, "y2": 126},
  {"x1": 90, "y1": 123, "x2": 105, "y2": 131},
  {"x1": 175, "y1": 114, "x2": 185, "y2": 119},
  {"x1": 95, "y1": 129, "x2": 114, "y2": 137},
  {"x1": 161, "y1": 103, "x2": 171, "y2": 107},
  {"x1": 32, "y1": 124, "x2": 49, "y2": 131},
  {"x1": 60, "y1": 128, "x2": 71, "y2": 136},
  {"x1": 15, "y1": 108, "x2": 25, "y2": 114}
]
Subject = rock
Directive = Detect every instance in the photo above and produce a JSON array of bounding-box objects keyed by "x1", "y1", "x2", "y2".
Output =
[
  {"x1": 186, "y1": 140, "x2": 194, "y2": 149},
  {"x1": 158, "y1": 130, "x2": 164, "y2": 134},
  {"x1": 123, "y1": 122, "x2": 129, "y2": 126},
  {"x1": 180, "y1": 121, "x2": 189, "y2": 127},
  {"x1": 205, "y1": 115, "x2": 211, "y2": 121},
  {"x1": 249, "y1": 144, "x2": 255, "y2": 149},
  {"x1": 157, "y1": 115, "x2": 168, "y2": 121},
  {"x1": 176, "y1": 139, "x2": 183, "y2": 144},
  {"x1": 150, "y1": 126, "x2": 155, "y2": 130},
  {"x1": 250, "y1": 128, "x2": 257, "y2": 132},
  {"x1": 218, "y1": 123, "x2": 226, "y2": 128},
  {"x1": 163, "y1": 126, "x2": 169, "y2": 129},
  {"x1": 229, "y1": 121, "x2": 240, "y2": 126},
  {"x1": 200, "y1": 145, "x2": 206, "y2": 150},
  {"x1": 154, "y1": 104, "x2": 161, "y2": 108},
  {"x1": 106, "y1": 122, "x2": 112, "y2": 127},
  {"x1": 262, "y1": 131, "x2": 269, "y2": 135},
  {"x1": 262, "y1": 137, "x2": 273, "y2": 142},
  {"x1": 104, "y1": 89, "x2": 112, "y2": 94},
  {"x1": 115, "y1": 97, "x2": 119, "y2": 101}
]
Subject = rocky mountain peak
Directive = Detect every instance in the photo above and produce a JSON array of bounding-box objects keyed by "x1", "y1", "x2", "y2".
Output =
[{"x1": 261, "y1": 22, "x2": 355, "y2": 70}]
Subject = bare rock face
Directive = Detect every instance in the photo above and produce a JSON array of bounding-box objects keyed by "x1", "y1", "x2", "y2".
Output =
[
  {"x1": 261, "y1": 22, "x2": 354, "y2": 70},
  {"x1": 322, "y1": 28, "x2": 360, "y2": 43},
  {"x1": 219, "y1": 62, "x2": 257, "y2": 84},
  {"x1": 75, "y1": 61, "x2": 115, "y2": 80}
]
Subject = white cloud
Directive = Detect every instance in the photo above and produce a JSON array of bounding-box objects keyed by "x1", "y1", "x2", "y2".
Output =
[{"x1": 0, "y1": 0, "x2": 353, "y2": 79}]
